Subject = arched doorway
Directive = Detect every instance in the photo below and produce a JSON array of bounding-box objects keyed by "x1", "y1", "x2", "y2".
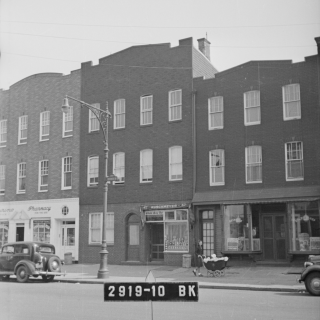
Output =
[{"x1": 126, "y1": 213, "x2": 140, "y2": 261}]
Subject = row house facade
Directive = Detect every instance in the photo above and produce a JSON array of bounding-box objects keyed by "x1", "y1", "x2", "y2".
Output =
[
  {"x1": 192, "y1": 37, "x2": 320, "y2": 264},
  {"x1": 0, "y1": 71, "x2": 81, "y2": 261}
]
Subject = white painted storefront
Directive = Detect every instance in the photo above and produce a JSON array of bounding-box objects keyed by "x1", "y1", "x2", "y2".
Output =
[{"x1": 0, "y1": 198, "x2": 79, "y2": 261}]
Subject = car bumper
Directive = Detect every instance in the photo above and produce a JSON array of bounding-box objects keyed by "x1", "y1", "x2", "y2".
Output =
[{"x1": 34, "y1": 270, "x2": 66, "y2": 277}]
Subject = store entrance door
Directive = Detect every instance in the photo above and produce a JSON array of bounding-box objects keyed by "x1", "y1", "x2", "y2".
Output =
[
  {"x1": 150, "y1": 224, "x2": 164, "y2": 261},
  {"x1": 262, "y1": 214, "x2": 287, "y2": 261},
  {"x1": 16, "y1": 224, "x2": 25, "y2": 242},
  {"x1": 61, "y1": 223, "x2": 76, "y2": 259}
]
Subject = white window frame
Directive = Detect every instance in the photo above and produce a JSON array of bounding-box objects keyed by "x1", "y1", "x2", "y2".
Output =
[
  {"x1": 208, "y1": 96, "x2": 223, "y2": 130},
  {"x1": 140, "y1": 95, "x2": 153, "y2": 126},
  {"x1": 62, "y1": 156, "x2": 72, "y2": 190},
  {"x1": 113, "y1": 152, "x2": 125, "y2": 184},
  {"x1": 140, "y1": 149, "x2": 153, "y2": 183},
  {"x1": 38, "y1": 160, "x2": 49, "y2": 192},
  {"x1": 245, "y1": 146, "x2": 262, "y2": 184},
  {"x1": 244, "y1": 90, "x2": 261, "y2": 126},
  {"x1": 87, "y1": 156, "x2": 99, "y2": 187},
  {"x1": 169, "y1": 146, "x2": 183, "y2": 181},
  {"x1": 89, "y1": 212, "x2": 114, "y2": 245},
  {"x1": 40, "y1": 111, "x2": 50, "y2": 141},
  {"x1": 209, "y1": 149, "x2": 225, "y2": 186},
  {"x1": 0, "y1": 165, "x2": 5, "y2": 195},
  {"x1": 285, "y1": 142, "x2": 304, "y2": 181},
  {"x1": 114, "y1": 99, "x2": 125, "y2": 129},
  {"x1": 169, "y1": 89, "x2": 182, "y2": 121},
  {"x1": 0, "y1": 120, "x2": 7, "y2": 147},
  {"x1": 89, "y1": 103, "x2": 100, "y2": 132},
  {"x1": 63, "y1": 105, "x2": 73, "y2": 137},
  {"x1": 17, "y1": 162, "x2": 26, "y2": 194},
  {"x1": 18, "y1": 115, "x2": 28, "y2": 145},
  {"x1": 282, "y1": 84, "x2": 301, "y2": 120}
]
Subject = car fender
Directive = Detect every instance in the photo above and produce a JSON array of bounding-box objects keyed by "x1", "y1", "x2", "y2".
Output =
[
  {"x1": 299, "y1": 265, "x2": 320, "y2": 282},
  {"x1": 14, "y1": 260, "x2": 36, "y2": 276}
]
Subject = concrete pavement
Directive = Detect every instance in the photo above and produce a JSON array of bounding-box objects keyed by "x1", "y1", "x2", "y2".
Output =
[{"x1": 53, "y1": 262, "x2": 307, "y2": 293}]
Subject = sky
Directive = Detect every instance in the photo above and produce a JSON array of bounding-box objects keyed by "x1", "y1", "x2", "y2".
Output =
[{"x1": 0, "y1": 0, "x2": 319, "y2": 90}]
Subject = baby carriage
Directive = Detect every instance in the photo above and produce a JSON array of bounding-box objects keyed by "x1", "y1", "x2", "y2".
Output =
[{"x1": 199, "y1": 254, "x2": 228, "y2": 277}]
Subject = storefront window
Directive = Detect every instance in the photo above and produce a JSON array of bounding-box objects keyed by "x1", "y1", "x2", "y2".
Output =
[
  {"x1": 33, "y1": 220, "x2": 51, "y2": 243},
  {"x1": 291, "y1": 201, "x2": 320, "y2": 252},
  {"x1": 0, "y1": 221, "x2": 9, "y2": 248}
]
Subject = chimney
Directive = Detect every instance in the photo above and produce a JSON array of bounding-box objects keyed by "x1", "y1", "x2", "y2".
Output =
[
  {"x1": 315, "y1": 37, "x2": 320, "y2": 55},
  {"x1": 197, "y1": 38, "x2": 211, "y2": 61}
]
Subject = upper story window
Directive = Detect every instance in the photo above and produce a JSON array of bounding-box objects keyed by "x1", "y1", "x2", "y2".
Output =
[
  {"x1": 62, "y1": 156, "x2": 72, "y2": 190},
  {"x1": 18, "y1": 115, "x2": 28, "y2": 145},
  {"x1": 140, "y1": 149, "x2": 153, "y2": 183},
  {"x1": 113, "y1": 152, "x2": 125, "y2": 184},
  {"x1": 89, "y1": 103, "x2": 100, "y2": 132},
  {"x1": 285, "y1": 141, "x2": 304, "y2": 181},
  {"x1": 208, "y1": 96, "x2": 223, "y2": 130},
  {"x1": 283, "y1": 84, "x2": 301, "y2": 120},
  {"x1": 0, "y1": 120, "x2": 7, "y2": 147},
  {"x1": 87, "y1": 156, "x2": 99, "y2": 187},
  {"x1": 17, "y1": 162, "x2": 26, "y2": 194},
  {"x1": 63, "y1": 105, "x2": 73, "y2": 137},
  {"x1": 169, "y1": 89, "x2": 182, "y2": 121},
  {"x1": 39, "y1": 160, "x2": 49, "y2": 192},
  {"x1": 169, "y1": 146, "x2": 182, "y2": 181},
  {"x1": 114, "y1": 99, "x2": 125, "y2": 129},
  {"x1": 140, "y1": 95, "x2": 153, "y2": 126},
  {"x1": 0, "y1": 165, "x2": 5, "y2": 195},
  {"x1": 209, "y1": 149, "x2": 225, "y2": 186},
  {"x1": 40, "y1": 111, "x2": 50, "y2": 141},
  {"x1": 244, "y1": 90, "x2": 260, "y2": 126},
  {"x1": 246, "y1": 146, "x2": 262, "y2": 183}
]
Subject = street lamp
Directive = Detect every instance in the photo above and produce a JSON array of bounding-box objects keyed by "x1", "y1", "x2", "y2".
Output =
[{"x1": 62, "y1": 95, "x2": 112, "y2": 279}]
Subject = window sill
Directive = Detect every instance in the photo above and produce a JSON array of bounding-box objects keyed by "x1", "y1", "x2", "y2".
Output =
[
  {"x1": 40, "y1": 139, "x2": 49, "y2": 142},
  {"x1": 209, "y1": 127, "x2": 224, "y2": 131},
  {"x1": 244, "y1": 122, "x2": 261, "y2": 126},
  {"x1": 0, "y1": 145, "x2": 6, "y2": 148},
  {"x1": 63, "y1": 134, "x2": 73, "y2": 138},
  {"x1": 88, "y1": 130, "x2": 100, "y2": 134},
  {"x1": 169, "y1": 179, "x2": 183, "y2": 183},
  {"x1": 88, "y1": 243, "x2": 114, "y2": 247},
  {"x1": 18, "y1": 142, "x2": 27, "y2": 145},
  {"x1": 140, "y1": 123, "x2": 153, "y2": 128},
  {"x1": 286, "y1": 178, "x2": 304, "y2": 182},
  {"x1": 38, "y1": 190, "x2": 48, "y2": 193},
  {"x1": 283, "y1": 117, "x2": 301, "y2": 121},
  {"x1": 169, "y1": 119, "x2": 182, "y2": 124},
  {"x1": 87, "y1": 185, "x2": 98, "y2": 188}
]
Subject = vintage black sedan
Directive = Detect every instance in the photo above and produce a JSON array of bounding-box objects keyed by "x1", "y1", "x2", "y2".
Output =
[
  {"x1": 0, "y1": 241, "x2": 64, "y2": 283},
  {"x1": 297, "y1": 255, "x2": 320, "y2": 296}
]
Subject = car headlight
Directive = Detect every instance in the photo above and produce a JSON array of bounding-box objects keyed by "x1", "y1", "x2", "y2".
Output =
[{"x1": 304, "y1": 262, "x2": 313, "y2": 268}]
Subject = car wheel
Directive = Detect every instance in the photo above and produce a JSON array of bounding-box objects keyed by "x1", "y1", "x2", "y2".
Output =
[
  {"x1": 305, "y1": 272, "x2": 320, "y2": 296},
  {"x1": 42, "y1": 275, "x2": 55, "y2": 282},
  {"x1": 47, "y1": 257, "x2": 62, "y2": 272},
  {"x1": 16, "y1": 266, "x2": 29, "y2": 283}
]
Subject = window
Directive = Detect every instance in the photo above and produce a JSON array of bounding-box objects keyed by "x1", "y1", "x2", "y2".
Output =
[
  {"x1": 0, "y1": 222, "x2": 9, "y2": 249},
  {"x1": 0, "y1": 165, "x2": 5, "y2": 195},
  {"x1": 33, "y1": 220, "x2": 51, "y2": 243},
  {"x1": 18, "y1": 115, "x2": 28, "y2": 144},
  {"x1": 209, "y1": 149, "x2": 225, "y2": 186},
  {"x1": 113, "y1": 152, "x2": 125, "y2": 184},
  {"x1": 114, "y1": 99, "x2": 125, "y2": 129},
  {"x1": 88, "y1": 156, "x2": 99, "y2": 186},
  {"x1": 89, "y1": 212, "x2": 114, "y2": 244},
  {"x1": 169, "y1": 146, "x2": 182, "y2": 181},
  {"x1": 169, "y1": 89, "x2": 182, "y2": 121},
  {"x1": 62, "y1": 156, "x2": 72, "y2": 189},
  {"x1": 244, "y1": 90, "x2": 260, "y2": 125},
  {"x1": 39, "y1": 160, "x2": 49, "y2": 192},
  {"x1": 129, "y1": 225, "x2": 140, "y2": 245},
  {"x1": 40, "y1": 111, "x2": 50, "y2": 141},
  {"x1": 208, "y1": 96, "x2": 223, "y2": 129},
  {"x1": 140, "y1": 149, "x2": 153, "y2": 183},
  {"x1": 283, "y1": 84, "x2": 301, "y2": 120},
  {"x1": 0, "y1": 120, "x2": 7, "y2": 147},
  {"x1": 89, "y1": 103, "x2": 100, "y2": 132},
  {"x1": 17, "y1": 163, "x2": 26, "y2": 194},
  {"x1": 140, "y1": 95, "x2": 153, "y2": 125},
  {"x1": 63, "y1": 105, "x2": 73, "y2": 137},
  {"x1": 285, "y1": 142, "x2": 304, "y2": 181},
  {"x1": 246, "y1": 146, "x2": 262, "y2": 183}
]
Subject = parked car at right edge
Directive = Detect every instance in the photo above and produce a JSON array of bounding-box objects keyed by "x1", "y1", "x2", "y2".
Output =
[
  {"x1": 0, "y1": 241, "x2": 65, "y2": 283},
  {"x1": 297, "y1": 255, "x2": 320, "y2": 296}
]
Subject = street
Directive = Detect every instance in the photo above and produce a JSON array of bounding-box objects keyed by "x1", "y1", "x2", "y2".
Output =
[{"x1": 0, "y1": 281, "x2": 319, "y2": 320}]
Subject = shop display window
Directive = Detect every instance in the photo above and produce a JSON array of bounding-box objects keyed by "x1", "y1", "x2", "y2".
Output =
[
  {"x1": 0, "y1": 221, "x2": 9, "y2": 249},
  {"x1": 33, "y1": 220, "x2": 51, "y2": 243},
  {"x1": 291, "y1": 201, "x2": 320, "y2": 252}
]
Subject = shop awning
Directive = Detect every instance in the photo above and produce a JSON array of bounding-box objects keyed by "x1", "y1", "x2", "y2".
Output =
[{"x1": 192, "y1": 186, "x2": 320, "y2": 205}]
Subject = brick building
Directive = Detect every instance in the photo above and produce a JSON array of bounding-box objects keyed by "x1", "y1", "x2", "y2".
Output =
[
  {"x1": 78, "y1": 38, "x2": 217, "y2": 265},
  {"x1": 0, "y1": 71, "x2": 81, "y2": 261},
  {"x1": 192, "y1": 37, "x2": 320, "y2": 264}
]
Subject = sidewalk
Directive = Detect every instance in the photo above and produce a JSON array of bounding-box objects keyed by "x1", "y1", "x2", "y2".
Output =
[{"x1": 54, "y1": 263, "x2": 306, "y2": 293}]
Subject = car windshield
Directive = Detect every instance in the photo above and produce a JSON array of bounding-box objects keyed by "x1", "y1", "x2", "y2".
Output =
[{"x1": 36, "y1": 245, "x2": 54, "y2": 253}]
